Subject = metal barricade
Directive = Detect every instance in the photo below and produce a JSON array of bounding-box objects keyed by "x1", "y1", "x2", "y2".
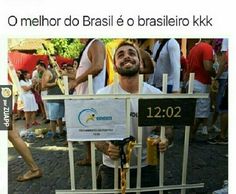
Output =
[{"x1": 42, "y1": 73, "x2": 207, "y2": 194}]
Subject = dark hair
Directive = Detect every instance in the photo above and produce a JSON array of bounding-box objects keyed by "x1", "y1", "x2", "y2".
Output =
[
  {"x1": 37, "y1": 60, "x2": 46, "y2": 68},
  {"x1": 113, "y1": 41, "x2": 141, "y2": 65},
  {"x1": 19, "y1": 70, "x2": 28, "y2": 81},
  {"x1": 213, "y1": 39, "x2": 223, "y2": 53},
  {"x1": 66, "y1": 64, "x2": 73, "y2": 68},
  {"x1": 127, "y1": 38, "x2": 147, "y2": 46},
  {"x1": 61, "y1": 62, "x2": 67, "y2": 69}
]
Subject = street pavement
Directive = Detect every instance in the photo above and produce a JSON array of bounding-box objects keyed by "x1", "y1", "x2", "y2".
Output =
[{"x1": 8, "y1": 117, "x2": 228, "y2": 194}]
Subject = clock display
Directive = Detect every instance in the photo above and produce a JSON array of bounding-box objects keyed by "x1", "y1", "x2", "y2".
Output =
[
  {"x1": 147, "y1": 106, "x2": 181, "y2": 119},
  {"x1": 138, "y1": 98, "x2": 196, "y2": 126}
]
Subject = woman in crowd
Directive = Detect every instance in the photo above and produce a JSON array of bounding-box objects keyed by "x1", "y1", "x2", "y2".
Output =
[{"x1": 19, "y1": 70, "x2": 39, "y2": 130}]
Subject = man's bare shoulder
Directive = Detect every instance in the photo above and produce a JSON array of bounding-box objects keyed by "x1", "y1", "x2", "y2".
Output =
[
  {"x1": 90, "y1": 39, "x2": 105, "y2": 50},
  {"x1": 42, "y1": 69, "x2": 52, "y2": 79},
  {"x1": 89, "y1": 39, "x2": 106, "y2": 60}
]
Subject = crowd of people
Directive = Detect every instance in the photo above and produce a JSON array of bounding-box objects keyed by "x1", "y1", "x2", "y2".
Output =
[{"x1": 9, "y1": 38, "x2": 228, "y2": 193}]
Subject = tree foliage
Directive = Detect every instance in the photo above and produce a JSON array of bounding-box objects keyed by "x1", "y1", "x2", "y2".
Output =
[{"x1": 37, "y1": 38, "x2": 113, "y2": 59}]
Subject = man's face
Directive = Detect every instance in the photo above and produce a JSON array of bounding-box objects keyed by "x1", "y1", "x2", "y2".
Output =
[
  {"x1": 26, "y1": 73, "x2": 31, "y2": 79},
  {"x1": 16, "y1": 71, "x2": 21, "y2": 78},
  {"x1": 35, "y1": 65, "x2": 40, "y2": 71},
  {"x1": 66, "y1": 66, "x2": 74, "y2": 73},
  {"x1": 37, "y1": 65, "x2": 44, "y2": 73},
  {"x1": 114, "y1": 45, "x2": 140, "y2": 77}
]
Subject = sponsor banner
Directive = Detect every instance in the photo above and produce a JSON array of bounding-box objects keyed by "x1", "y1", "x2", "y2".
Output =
[
  {"x1": 0, "y1": 85, "x2": 12, "y2": 130},
  {"x1": 65, "y1": 99, "x2": 127, "y2": 141}
]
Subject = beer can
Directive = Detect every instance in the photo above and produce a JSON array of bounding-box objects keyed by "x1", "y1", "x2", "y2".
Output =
[{"x1": 147, "y1": 135, "x2": 159, "y2": 165}]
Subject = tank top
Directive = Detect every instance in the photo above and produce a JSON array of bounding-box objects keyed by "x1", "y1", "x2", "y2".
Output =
[
  {"x1": 47, "y1": 68, "x2": 63, "y2": 102},
  {"x1": 75, "y1": 39, "x2": 106, "y2": 95}
]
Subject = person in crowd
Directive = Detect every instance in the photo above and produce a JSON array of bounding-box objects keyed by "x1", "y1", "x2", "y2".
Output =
[
  {"x1": 180, "y1": 51, "x2": 188, "y2": 93},
  {"x1": 19, "y1": 70, "x2": 39, "y2": 130},
  {"x1": 135, "y1": 39, "x2": 155, "y2": 55},
  {"x1": 209, "y1": 39, "x2": 228, "y2": 133},
  {"x1": 148, "y1": 38, "x2": 181, "y2": 93},
  {"x1": 129, "y1": 39, "x2": 154, "y2": 81},
  {"x1": 70, "y1": 39, "x2": 106, "y2": 165},
  {"x1": 187, "y1": 39, "x2": 215, "y2": 138},
  {"x1": 40, "y1": 58, "x2": 65, "y2": 141},
  {"x1": 95, "y1": 41, "x2": 172, "y2": 192},
  {"x1": 61, "y1": 62, "x2": 68, "y2": 70},
  {"x1": 32, "y1": 62, "x2": 47, "y2": 121},
  {"x1": 105, "y1": 39, "x2": 124, "y2": 85},
  {"x1": 8, "y1": 123, "x2": 42, "y2": 182},
  {"x1": 208, "y1": 38, "x2": 228, "y2": 144},
  {"x1": 59, "y1": 63, "x2": 76, "y2": 94},
  {"x1": 32, "y1": 63, "x2": 41, "y2": 82},
  {"x1": 14, "y1": 70, "x2": 24, "y2": 120},
  {"x1": 35, "y1": 60, "x2": 50, "y2": 124}
]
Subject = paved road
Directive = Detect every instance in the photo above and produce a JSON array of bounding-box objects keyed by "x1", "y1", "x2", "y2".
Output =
[{"x1": 8, "y1": 118, "x2": 228, "y2": 194}]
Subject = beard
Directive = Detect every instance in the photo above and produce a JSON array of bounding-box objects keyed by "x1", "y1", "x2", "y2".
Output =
[{"x1": 116, "y1": 59, "x2": 140, "y2": 77}]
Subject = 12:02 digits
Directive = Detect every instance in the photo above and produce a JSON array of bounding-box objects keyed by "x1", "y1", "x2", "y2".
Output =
[{"x1": 146, "y1": 106, "x2": 181, "y2": 118}]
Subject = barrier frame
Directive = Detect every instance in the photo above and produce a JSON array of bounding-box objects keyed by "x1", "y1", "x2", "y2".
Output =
[{"x1": 42, "y1": 73, "x2": 208, "y2": 194}]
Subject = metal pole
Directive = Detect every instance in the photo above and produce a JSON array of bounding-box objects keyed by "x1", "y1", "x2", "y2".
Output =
[
  {"x1": 88, "y1": 75, "x2": 97, "y2": 190},
  {"x1": 136, "y1": 75, "x2": 144, "y2": 194},
  {"x1": 63, "y1": 76, "x2": 69, "y2": 95},
  {"x1": 159, "y1": 74, "x2": 168, "y2": 194},
  {"x1": 113, "y1": 74, "x2": 119, "y2": 190},
  {"x1": 68, "y1": 142, "x2": 75, "y2": 190},
  {"x1": 181, "y1": 73, "x2": 194, "y2": 194},
  {"x1": 64, "y1": 75, "x2": 75, "y2": 190},
  {"x1": 126, "y1": 97, "x2": 131, "y2": 189}
]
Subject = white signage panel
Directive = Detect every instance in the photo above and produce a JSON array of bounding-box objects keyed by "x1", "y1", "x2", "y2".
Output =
[{"x1": 65, "y1": 99, "x2": 127, "y2": 141}]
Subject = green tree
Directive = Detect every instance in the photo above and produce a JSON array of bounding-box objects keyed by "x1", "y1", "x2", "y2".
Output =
[
  {"x1": 37, "y1": 38, "x2": 114, "y2": 58},
  {"x1": 37, "y1": 39, "x2": 84, "y2": 59}
]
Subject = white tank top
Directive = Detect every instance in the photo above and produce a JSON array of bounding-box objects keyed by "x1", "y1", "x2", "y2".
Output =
[
  {"x1": 97, "y1": 83, "x2": 162, "y2": 168},
  {"x1": 75, "y1": 39, "x2": 106, "y2": 95}
]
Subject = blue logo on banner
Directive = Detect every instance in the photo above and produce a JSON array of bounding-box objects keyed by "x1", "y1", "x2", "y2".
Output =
[
  {"x1": 78, "y1": 108, "x2": 112, "y2": 127},
  {"x1": 78, "y1": 108, "x2": 97, "y2": 127}
]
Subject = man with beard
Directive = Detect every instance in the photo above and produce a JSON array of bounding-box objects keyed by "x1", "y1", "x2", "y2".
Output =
[{"x1": 95, "y1": 41, "x2": 173, "y2": 193}]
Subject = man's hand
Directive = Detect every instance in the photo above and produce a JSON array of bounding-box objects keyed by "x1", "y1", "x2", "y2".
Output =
[
  {"x1": 69, "y1": 80, "x2": 78, "y2": 90},
  {"x1": 107, "y1": 142, "x2": 120, "y2": 160},
  {"x1": 152, "y1": 137, "x2": 169, "y2": 152},
  {"x1": 59, "y1": 69, "x2": 67, "y2": 76}
]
